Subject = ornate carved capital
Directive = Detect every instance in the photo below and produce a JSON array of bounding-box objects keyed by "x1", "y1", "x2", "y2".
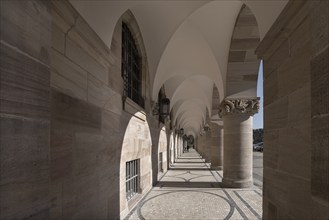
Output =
[{"x1": 219, "y1": 97, "x2": 260, "y2": 117}]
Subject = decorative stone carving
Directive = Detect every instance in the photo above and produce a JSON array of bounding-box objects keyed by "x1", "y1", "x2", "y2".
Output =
[{"x1": 219, "y1": 97, "x2": 260, "y2": 117}]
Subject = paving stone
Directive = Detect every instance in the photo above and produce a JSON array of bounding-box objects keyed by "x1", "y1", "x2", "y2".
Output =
[{"x1": 126, "y1": 149, "x2": 263, "y2": 220}]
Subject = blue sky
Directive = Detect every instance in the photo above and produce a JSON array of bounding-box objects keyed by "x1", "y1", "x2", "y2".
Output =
[{"x1": 253, "y1": 61, "x2": 263, "y2": 129}]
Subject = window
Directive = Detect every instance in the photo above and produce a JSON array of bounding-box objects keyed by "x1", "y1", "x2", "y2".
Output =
[
  {"x1": 126, "y1": 159, "x2": 140, "y2": 200},
  {"x1": 122, "y1": 22, "x2": 144, "y2": 108},
  {"x1": 159, "y1": 152, "x2": 163, "y2": 173}
]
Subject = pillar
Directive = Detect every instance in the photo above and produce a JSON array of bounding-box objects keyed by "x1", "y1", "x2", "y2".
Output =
[
  {"x1": 204, "y1": 129, "x2": 212, "y2": 163},
  {"x1": 210, "y1": 122, "x2": 224, "y2": 170},
  {"x1": 197, "y1": 132, "x2": 206, "y2": 160},
  {"x1": 178, "y1": 136, "x2": 182, "y2": 157},
  {"x1": 180, "y1": 137, "x2": 183, "y2": 156},
  {"x1": 174, "y1": 133, "x2": 178, "y2": 161},
  {"x1": 170, "y1": 132, "x2": 174, "y2": 165},
  {"x1": 220, "y1": 98, "x2": 259, "y2": 188}
]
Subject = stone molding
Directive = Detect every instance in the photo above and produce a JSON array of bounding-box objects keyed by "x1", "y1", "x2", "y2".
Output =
[{"x1": 219, "y1": 97, "x2": 260, "y2": 117}]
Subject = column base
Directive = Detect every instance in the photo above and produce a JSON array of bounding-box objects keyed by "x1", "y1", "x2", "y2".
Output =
[
  {"x1": 222, "y1": 178, "x2": 253, "y2": 188},
  {"x1": 210, "y1": 165, "x2": 223, "y2": 170}
]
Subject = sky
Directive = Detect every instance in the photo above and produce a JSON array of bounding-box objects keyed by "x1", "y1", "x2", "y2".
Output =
[{"x1": 253, "y1": 61, "x2": 263, "y2": 129}]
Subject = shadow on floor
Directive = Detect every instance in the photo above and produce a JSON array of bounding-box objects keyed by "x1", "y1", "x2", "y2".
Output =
[
  {"x1": 168, "y1": 168, "x2": 211, "y2": 171},
  {"x1": 173, "y1": 161, "x2": 205, "y2": 163},
  {"x1": 156, "y1": 181, "x2": 223, "y2": 188}
]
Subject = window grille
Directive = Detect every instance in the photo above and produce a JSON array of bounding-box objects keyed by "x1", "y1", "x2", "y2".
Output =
[
  {"x1": 126, "y1": 159, "x2": 140, "y2": 200},
  {"x1": 159, "y1": 152, "x2": 163, "y2": 173},
  {"x1": 122, "y1": 22, "x2": 144, "y2": 108}
]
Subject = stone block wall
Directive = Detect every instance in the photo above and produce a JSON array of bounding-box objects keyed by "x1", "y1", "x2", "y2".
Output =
[
  {"x1": 310, "y1": 1, "x2": 329, "y2": 219},
  {"x1": 0, "y1": 1, "x2": 169, "y2": 219},
  {"x1": 0, "y1": 1, "x2": 51, "y2": 219},
  {"x1": 256, "y1": 1, "x2": 328, "y2": 219},
  {"x1": 51, "y1": 1, "x2": 169, "y2": 218}
]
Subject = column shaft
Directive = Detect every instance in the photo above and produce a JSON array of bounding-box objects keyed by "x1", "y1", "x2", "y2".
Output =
[
  {"x1": 204, "y1": 130, "x2": 211, "y2": 163},
  {"x1": 210, "y1": 123, "x2": 223, "y2": 170},
  {"x1": 219, "y1": 97, "x2": 259, "y2": 188},
  {"x1": 223, "y1": 114, "x2": 253, "y2": 188}
]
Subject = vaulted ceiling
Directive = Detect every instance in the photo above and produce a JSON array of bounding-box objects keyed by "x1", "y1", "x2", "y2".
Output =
[{"x1": 70, "y1": 0, "x2": 288, "y2": 137}]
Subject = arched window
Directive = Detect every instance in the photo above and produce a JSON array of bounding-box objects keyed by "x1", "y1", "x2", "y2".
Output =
[{"x1": 122, "y1": 22, "x2": 144, "y2": 108}]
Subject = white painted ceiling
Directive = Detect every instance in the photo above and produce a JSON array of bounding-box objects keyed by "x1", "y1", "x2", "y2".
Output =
[{"x1": 70, "y1": 0, "x2": 287, "y2": 136}]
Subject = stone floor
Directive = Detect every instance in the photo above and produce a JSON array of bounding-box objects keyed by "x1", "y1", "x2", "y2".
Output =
[{"x1": 126, "y1": 149, "x2": 263, "y2": 220}]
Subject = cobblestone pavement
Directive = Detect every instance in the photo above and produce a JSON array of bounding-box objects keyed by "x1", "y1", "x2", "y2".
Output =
[{"x1": 126, "y1": 149, "x2": 263, "y2": 220}]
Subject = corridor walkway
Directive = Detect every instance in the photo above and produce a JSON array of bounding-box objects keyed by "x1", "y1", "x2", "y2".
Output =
[{"x1": 126, "y1": 149, "x2": 262, "y2": 219}]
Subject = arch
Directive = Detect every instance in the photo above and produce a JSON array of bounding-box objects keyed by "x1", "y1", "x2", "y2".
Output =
[
  {"x1": 120, "y1": 10, "x2": 150, "y2": 106},
  {"x1": 211, "y1": 84, "x2": 221, "y2": 118},
  {"x1": 225, "y1": 4, "x2": 261, "y2": 98},
  {"x1": 168, "y1": 75, "x2": 213, "y2": 135},
  {"x1": 176, "y1": 113, "x2": 205, "y2": 131},
  {"x1": 181, "y1": 121, "x2": 203, "y2": 134},
  {"x1": 157, "y1": 126, "x2": 168, "y2": 175},
  {"x1": 186, "y1": 131, "x2": 196, "y2": 139},
  {"x1": 172, "y1": 100, "x2": 207, "y2": 124},
  {"x1": 71, "y1": 0, "x2": 288, "y2": 101},
  {"x1": 242, "y1": 0, "x2": 288, "y2": 39},
  {"x1": 177, "y1": 112, "x2": 205, "y2": 130},
  {"x1": 172, "y1": 100, "x2": 207, "y2": 135},
  {"x1": 114, "y1": 10, "x2": 152, "y2": 212},
  {"x1": 169, "y1": 75, "x2": 213, "y2": 112},
  {"x1": 152, "y1": 21, "x2": 224, "y2": 101},
  {"x1": 119, "y1": 111, "x2": 152, "y2": 215}
]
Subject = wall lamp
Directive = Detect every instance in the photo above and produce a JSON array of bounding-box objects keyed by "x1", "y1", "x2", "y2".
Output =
[
  {"x1": 160, "y1": 98, "x2": 170, "y2": 117},
  {"x1": 152, "y1": 98, "x2": 170, "y2": 117}
]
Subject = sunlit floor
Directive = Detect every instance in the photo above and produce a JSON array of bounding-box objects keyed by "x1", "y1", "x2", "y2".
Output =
[{"x1": 126, "y1": 149, "x2": 263, "y2": 220}]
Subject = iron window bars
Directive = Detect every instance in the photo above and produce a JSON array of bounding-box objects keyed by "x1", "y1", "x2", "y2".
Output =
[
  {"x1": 122, "y1": 22, "x2": 144, "y2": 108},
  {"x1": 126, "y1": 159, "x2": 140, "y2": 201}
]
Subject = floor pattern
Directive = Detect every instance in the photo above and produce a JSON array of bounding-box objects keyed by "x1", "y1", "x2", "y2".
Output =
[{"x1": 126, "y1": 149, "x2": 262, "y2": 220}]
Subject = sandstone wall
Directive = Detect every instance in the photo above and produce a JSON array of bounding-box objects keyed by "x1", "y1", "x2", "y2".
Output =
[
  {"x1": 256, "y1": 1, "x2": 328, "y2": 219},
  {"x1": 310, "y1": 1, "x2": 329, "y2": 219},
  {"x1": 0, "y1": 1, "x2": 51, "y2": 219},
  {"x1": 0, "y1": 1, "x2": 169, "y2": 219}
]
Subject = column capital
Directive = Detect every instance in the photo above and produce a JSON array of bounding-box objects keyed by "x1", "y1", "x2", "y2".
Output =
[{"x1": 219, "y1": 97, "x2": 260, "y2": 117}]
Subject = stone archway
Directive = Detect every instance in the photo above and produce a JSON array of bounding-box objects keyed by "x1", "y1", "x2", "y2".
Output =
[
  {"x1": 120, "y1": 112, "x2": 152, "y2": 217},
  {"x1": 220, "y1": 4, "x2": 261, "y2": 188}
]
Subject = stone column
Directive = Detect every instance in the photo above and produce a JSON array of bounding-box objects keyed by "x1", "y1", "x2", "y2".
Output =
[
  {"x1": 180, "y1": 137, "x2": 184, "y2": 155},
  {"x1": 210, "y1": 122, "x2": 224, "y2": 170},
  {"x1": 220, "y1": 97, "x2": 259, "y2": 188},
  {"x1": 170, "y1": 132, "x2": 174, "y2": 165},
  {"x1": 178, "y1": 136, "x2": 182, "y2": 157},
  {"x1": 195, "y1": 137, "x2": 200, "y2": 153},
  {"x1": 204, "y1": 130, "x2": 212, "y2": 163},
  {"x1": 180, "y1": 137, "x2": 183, "y2": 155},
  {"x1": 174, "y1": 133, "x2": 178, "y2": 161},
  {"x1": 197, "y1": 133, "x2": 206, "y2": 159}
]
